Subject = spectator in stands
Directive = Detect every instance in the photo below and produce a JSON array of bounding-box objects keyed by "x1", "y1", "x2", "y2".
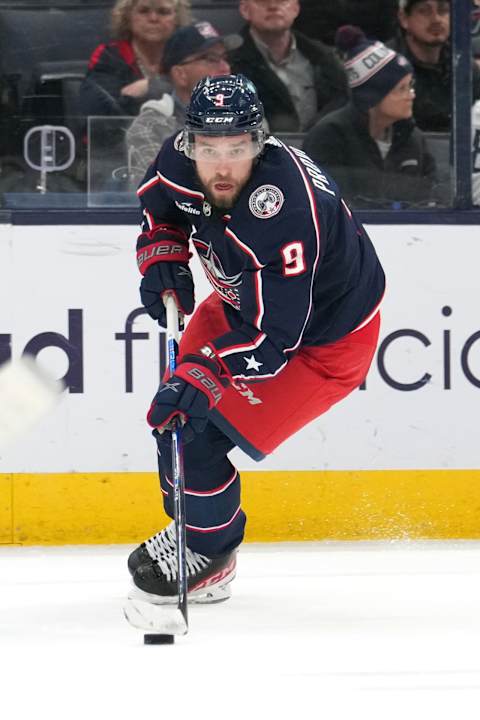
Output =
[
  {"x1": 0, "y1": 69, "x2": 19, "y2": 158},
  {"x1": 126, "y1": 22, "x2": 238, "y2": 180},
  {"x1": 472, "y1": 98, "x2": 480, "y2": 204},
  {"x1": 303, "y1": 26, "x2": 437, "y2": 209},
  {"x1": 229, "y1": 0, "x2": 348, "y2": 133},
  {"x1": 472, "y1": 0, "x2": 480, "y2": 70},
  {"x1": 294, "y1": 0, "x2": 399, "y2": 46},
  {"x1": 388, "y1": 0, "x2": 480, "y2": 131},
  {"x1": 80, "y1": 0, "x2": 191, "y2": 117},
  {"x1": 474, "y1": 41, "x2": 480, "y2": 71}
]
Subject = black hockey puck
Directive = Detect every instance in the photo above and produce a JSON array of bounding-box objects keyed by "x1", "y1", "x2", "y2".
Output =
[{"x1": 144, "y1": 633, "x2": 175, "y2": 645}]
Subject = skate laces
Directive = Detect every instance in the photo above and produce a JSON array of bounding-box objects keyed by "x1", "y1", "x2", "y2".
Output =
[{"x1": 145, "y1": 522, "x2": 210, "y2": 582}]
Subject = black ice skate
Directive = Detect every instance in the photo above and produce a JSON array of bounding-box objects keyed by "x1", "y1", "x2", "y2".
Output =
[
  {"x1": 130, "y1": 522, "x2": 236, "y2": 604},
  {"x1": 128, "y1": 532, "x2": 160, "y2": 576}
]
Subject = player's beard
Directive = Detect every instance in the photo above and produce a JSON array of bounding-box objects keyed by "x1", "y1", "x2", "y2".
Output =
[{"x1": 195, "y1": 170, "x2": 247, "y2": 211}]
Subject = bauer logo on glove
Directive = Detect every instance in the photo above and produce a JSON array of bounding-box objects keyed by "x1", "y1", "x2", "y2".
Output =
[
  {"x1": 136, "y1": 223, "x2": 195, "y2": 327},
  {"x1": 147, "y1": 354, "x2": 228, "y2": 441}
]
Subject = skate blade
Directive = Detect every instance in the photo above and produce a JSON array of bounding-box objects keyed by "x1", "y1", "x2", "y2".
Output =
[
  {"x1": 189, "y1": 582, "x2": 232, "y2": 604},
  {"x1": 189, "y1": 573, "x2": 235, "y2": 604},
  {"x1": 127, "y1": 572, "x2": 234, "y2": 609},
  {"x1": 123, "y1": 594, "x2": 188, "y2": 635}
]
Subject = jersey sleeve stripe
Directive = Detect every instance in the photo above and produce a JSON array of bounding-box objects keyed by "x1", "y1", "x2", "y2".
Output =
[
  {"x1": 217, "y1": 332, "x2": 267, "y2": 358},
  {"x1": 156, "y1": 171, "x2": 205, "y2": 199},
  {"x1": 252, "y1": 268, "x2": 264, "y2": 329},
  {"x1": 232, "y1": 357, "x2": 288, "y2": 381},
  {"x1": 137, "y1": 174, "x2": 161, "y2": 196},
  {"x1": 137, "y1": 171, "x2": 205, "y2": 199}
]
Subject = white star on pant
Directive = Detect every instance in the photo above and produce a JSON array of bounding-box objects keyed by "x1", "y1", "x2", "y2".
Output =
[{"x1": 244, "y1": 354, "x2": 263, "y2": 372}]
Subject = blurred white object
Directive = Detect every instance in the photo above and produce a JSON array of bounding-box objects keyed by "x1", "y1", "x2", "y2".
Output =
[{"x1": 0, "y1": 356, "x2": 64, "y2": 449}]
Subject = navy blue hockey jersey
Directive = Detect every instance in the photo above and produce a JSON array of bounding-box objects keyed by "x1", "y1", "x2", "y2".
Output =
[{"x1": 136, "y1": 133, "x2": 385, "y2": 382}]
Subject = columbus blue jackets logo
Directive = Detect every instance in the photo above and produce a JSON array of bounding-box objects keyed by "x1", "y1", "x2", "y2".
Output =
[
  {"x1": 248, "y1": 185, "x2": 284, "y2": 219},
  {"x1": 194, "y1": 237, "x2": 242, "y2": 309}
]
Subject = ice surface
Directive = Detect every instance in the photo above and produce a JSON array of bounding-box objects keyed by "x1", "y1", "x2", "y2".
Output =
[{"x1": 1, "y1": 541, "x2": 480, "y2": 720}]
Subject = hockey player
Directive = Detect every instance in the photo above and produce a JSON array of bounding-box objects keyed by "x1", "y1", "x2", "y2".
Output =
[{"x1": 128, "y1": 74, "x2": 385, "y2": 602}]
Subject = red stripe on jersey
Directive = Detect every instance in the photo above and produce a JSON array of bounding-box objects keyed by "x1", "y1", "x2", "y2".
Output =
[
  {"x1": 137, "y1": 174, "x2": 162, "y2": 195},
  {"x1": 140, "y1": 223, "x2": 188, "y2": 244},
  {"x1": 217, "y1": 332, "x2": 267, "y2": 359},
  {"x1": 156, "y1": 172, "x2": 204, "y2": 199}
]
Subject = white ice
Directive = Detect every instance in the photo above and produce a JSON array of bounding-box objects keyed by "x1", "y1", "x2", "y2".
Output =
[{"x1": 1, "y1": 541, "x2": 480, "y2": 720}]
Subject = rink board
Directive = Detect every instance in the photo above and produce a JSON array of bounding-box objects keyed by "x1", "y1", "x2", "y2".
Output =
[
  {"x1": 2, "y1": 470, "x2": 480, "y2": 545},
  {"x1": 0, "y1": 224, "x2": 479, "y2": 543}
]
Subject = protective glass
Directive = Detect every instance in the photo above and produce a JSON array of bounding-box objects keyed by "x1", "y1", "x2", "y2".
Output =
[{"x1": 183, "y1": 130, "x2": 265, "y2": 162}]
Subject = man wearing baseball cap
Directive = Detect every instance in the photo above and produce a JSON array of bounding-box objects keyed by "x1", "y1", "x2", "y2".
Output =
[
  {"x1": 389, "y1": 0, "x2": 480, "y2": 131},
  {"x1": 127, "y1": 21, "x2": 241, "y2": 179}
]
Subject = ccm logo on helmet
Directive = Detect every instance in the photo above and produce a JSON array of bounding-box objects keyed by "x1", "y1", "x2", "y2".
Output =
[{"x1": 205, "y1": 116, "x2": 234, "y2": 123}]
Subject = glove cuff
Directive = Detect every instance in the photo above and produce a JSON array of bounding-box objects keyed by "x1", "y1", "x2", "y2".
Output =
[
  {"x1": 175, "y1": 362, "x2": 225, "y2": 409},
  {"x1": 182, "y1": 347, "x2": 231, "y2": 387},
  {"x1": 137, "y1": 239, "x2": 190, "y2": 275}
]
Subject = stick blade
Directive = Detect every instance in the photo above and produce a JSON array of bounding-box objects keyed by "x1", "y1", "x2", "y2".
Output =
[
  {"x1": 123, "y1": 593, "x2": 188, "y2": 635},
  {"x1": 0, "y1": 356, "x2": 64, "y2": 449}
]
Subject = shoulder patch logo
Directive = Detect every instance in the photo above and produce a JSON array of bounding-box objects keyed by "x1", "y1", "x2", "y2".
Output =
[{"x1": 248, "y1": 185, "x2": 284, "y2": 219}]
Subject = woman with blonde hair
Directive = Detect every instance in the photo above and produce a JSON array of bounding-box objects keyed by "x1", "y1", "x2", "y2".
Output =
[{"x1": 81, "y1": 0, "x2": 191, "y2": 116}]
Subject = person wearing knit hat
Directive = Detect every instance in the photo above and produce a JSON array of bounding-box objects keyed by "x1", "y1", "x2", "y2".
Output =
[
  {"x1": 399, "y1": 0, "x2": 442, "y2": 10},
  {"x1": 340, "y1": 25, "x2": 413, "y2": 110},
  {"x1": 303, "y1": 25, "x2": 438, "y2": 209}
]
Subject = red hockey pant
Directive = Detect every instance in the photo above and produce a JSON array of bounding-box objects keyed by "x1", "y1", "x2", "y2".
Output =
[{"x1": 156, "y1": 292, "x2": 380, "y2": 556}]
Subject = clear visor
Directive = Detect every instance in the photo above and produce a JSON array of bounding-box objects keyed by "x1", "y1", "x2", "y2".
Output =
[{"x1": 183, "y1": 129, "x2": 265, "y2": 162}]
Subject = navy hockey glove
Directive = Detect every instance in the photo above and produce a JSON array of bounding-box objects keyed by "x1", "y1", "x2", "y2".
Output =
[
  {"x1": 147, "y1": 354, "x2": 228, "y2": 442},
  {"x1": 140, "y1": 262, "x2": 194, "y2": 327},
  {"x1": 136, "y1": 224, "x2": 194, "y2": 327}
]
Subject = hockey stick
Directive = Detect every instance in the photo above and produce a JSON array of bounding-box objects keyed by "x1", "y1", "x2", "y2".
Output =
[
  {"x1": 0, "y1": 355, "x2": 63, "y2": 449},
  {"x1": 124, "y1": 295, "x2": 188, "y2": 638},
  {"x1": 164, "y1": 293, "x2": 189, "y2": 631}
]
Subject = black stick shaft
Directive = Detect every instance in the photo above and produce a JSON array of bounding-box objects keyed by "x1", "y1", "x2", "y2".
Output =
[{"x1": 166, "y1": 295, "x2": 188, "y2": 629}]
